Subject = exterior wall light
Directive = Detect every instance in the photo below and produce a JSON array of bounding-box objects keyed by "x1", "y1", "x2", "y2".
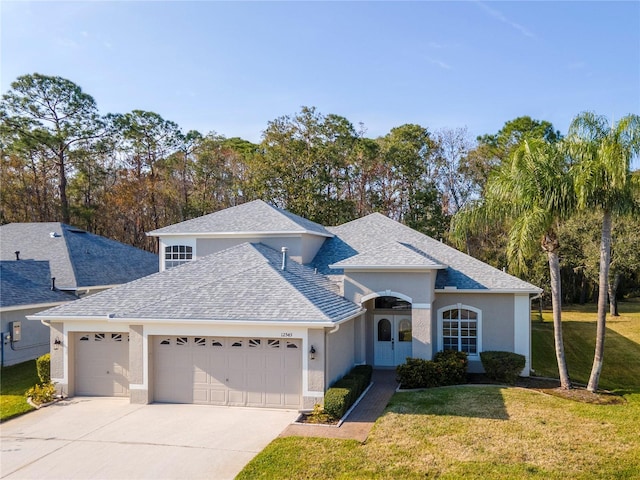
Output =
[
  {"x1": 309, "y1": 345, "x2": 316, "y2": 360},
  {"x1": 53, "y1": 337, "x2": 62, "y2": 350}
]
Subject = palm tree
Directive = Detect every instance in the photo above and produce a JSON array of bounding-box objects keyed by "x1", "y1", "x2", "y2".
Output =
[
  {"x1": 567, "y1": 112, "x2": 640, "y2": 393},
  {"x1": 451, "y1": 138, "x2": 574, "y2": 389}
]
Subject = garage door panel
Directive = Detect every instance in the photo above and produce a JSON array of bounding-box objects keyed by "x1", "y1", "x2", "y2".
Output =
[
  {"x1": 153, "y1": 336, "x2": 301, "y2": 408},
  {"x1": 75, "y1": 332, "x2": 129, "y2": 397}
]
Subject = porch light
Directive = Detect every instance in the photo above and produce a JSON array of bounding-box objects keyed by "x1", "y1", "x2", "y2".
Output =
[
  {"x1": 53, "y1": 337, "x2": 62, "y2": 350},
  {"x1": 309, "y1": 345, "x2": 316, "y2": 360}
]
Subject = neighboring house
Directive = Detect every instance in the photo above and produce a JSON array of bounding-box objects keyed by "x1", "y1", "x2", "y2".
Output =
[
  {"x1": 30, "y1": 201, "x2": 541, "y2": 409},
  {"x1": 1, "y1": 223, "x2": 158, "y2": 366}
]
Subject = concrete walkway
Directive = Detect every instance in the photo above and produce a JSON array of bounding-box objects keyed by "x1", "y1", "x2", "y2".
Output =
[{"x1": 280, "y1": 369, "x2": 398, "y2": 442}]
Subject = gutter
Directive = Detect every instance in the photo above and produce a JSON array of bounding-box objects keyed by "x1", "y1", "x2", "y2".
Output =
[{"x1": 27, "y1": 309, "x2": 367, "y2": 328}]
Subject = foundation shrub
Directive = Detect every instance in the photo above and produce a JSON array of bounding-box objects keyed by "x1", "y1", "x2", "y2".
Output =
[
  {"x1": 342, "y1": 374, "x2": 367, "y2": 397},
  {"x1": 397, "y1": 351, "x2": 469, "y2": 389},
  {"x1": 323, "y1": 387, "x2": 351, "y2": 420},
  {"x1": 36, "y1": 353, "x2": 50, "y2": 384},
  {"x1": 350, "y1": 365, "x2": 373, "y2": 385},
  {"x1": 433, "y1": 350, "x2": 469, "y2": 385},
  {"x1": 480, "y1": 351, "x2": 526, "y2": 384}
]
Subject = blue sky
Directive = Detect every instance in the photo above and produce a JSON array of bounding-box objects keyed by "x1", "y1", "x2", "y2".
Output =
[{"x1": 2, "y1": 1, "x2": 639, "y2": 150}]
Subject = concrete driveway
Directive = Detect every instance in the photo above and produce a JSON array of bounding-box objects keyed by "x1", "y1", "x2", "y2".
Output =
[{"x1": 0, "y1": 397, "x2": 298, "y2": 480}]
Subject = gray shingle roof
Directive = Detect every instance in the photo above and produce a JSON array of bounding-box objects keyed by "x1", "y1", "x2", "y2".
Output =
[
  {"x1": 147, "y1": 200, "x2": 333, "y2": 237},
  {"x1": 313, "y1": 213, "x2": 540, "y2": 292},
  {"x1": 0, "y1": 223, "x2": 158, "y2": 290},
  {"x1": 35, "y1": 243, "x2": 363, "y2": 323},
  {"x1": 329, "y1": 241, "x2": 445, "y2": 269},
  {"x1": 1, "y1": 261, "x2": 74, "y2": 308}
]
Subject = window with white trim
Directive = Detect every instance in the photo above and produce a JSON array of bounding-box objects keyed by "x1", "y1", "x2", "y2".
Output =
[
  {"x1": 164, "y1": 245, "x2": 193, "y2": 268},
  {"x1": 439, "y1": 304, "x2": 481, "y2": 356}
]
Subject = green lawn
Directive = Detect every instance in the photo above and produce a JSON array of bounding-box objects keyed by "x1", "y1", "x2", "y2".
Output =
[
  {"x1": 0, "y1": 360, "x2": 39, "y2": 422},
  {"x1": 238, "y1": 302, "x2": 640, "y2": 479}
]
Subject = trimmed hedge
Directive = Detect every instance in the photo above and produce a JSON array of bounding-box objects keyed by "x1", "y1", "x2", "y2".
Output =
[
  {"x1": 350, "y1": 364, "x2": 373, "y2": 385},
  {"x1": 397, "y1": 351, "x2": 468, "y2": 389},
  {"x1": 480, "y1": 351, "x2": 525, "y2": 385},
  {"x1": 324, "y1": 387, "x2": 351, "y2": 419},
  {"x1": 322, "y1": 364, "x2": 373, "y2": 420},
  {"x1": 36, "y1": 353, "x2": 51, "y2": 384}
]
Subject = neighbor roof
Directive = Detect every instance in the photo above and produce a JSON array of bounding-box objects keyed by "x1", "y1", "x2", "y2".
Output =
[
  {"x1": 0, "y1": 260, "x2": 74, "y2": 308},
  {"x1": 33, "y1": 243, "x2": 363, "y2": 323},
  {"x1": 147, "y1": 200, "x2": 333, "y2": 237},
  {"x1": 313, "y1": 213, "x2": 541, "y2": 292},
  {"x1": 0, "y1": 223, "x2": 158, "y2": 290}
]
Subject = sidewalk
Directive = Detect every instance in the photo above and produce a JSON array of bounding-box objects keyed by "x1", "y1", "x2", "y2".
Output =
[{"x1": 279, "y1": 369, "x2": 398, "y2": 443}]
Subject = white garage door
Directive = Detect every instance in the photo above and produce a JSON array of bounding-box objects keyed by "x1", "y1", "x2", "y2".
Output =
[
  {"x1": 75, "y1": 332, "x2": 129, "y2": 396},
  {"x1": 154, "y1": 336, "x2": 302, "y2": 409}
]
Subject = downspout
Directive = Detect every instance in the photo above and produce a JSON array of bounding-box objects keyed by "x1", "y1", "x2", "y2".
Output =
[{"x1": 529, "y1": 292, "x2": 542, "y2": 375}]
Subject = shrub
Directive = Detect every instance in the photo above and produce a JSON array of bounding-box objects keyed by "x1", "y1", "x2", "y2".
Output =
[
  {"x1": 323, "y1": 387, "x2": 351, "y2": 419},
  {"x1": 350, "y1": 364, "x2": 373, "y2": 385},
  {"x1": 25, "y1": 382, "x2": 56, "y2": 405},
  {"x1": 397, "y1": 358, "x2": 444, "y2": 389},
  {"x1": 433, "y1": 350, "x2": 468, "y2": 385},
  {"x1": 480, "y1": 351, "x2": 526, "y2": 385},
  {"x1": 36, "y1": 353, "x2": 51, "y2": 384},
  {"x1": 342, "y1": 373, "x2": 367, "y2": 396},
  {"x1": 331, "y1": 378, "x2": 359, "y2": 406},
  {"x1": 397, "y1": 351, "x2": 469, "y2": 389}
]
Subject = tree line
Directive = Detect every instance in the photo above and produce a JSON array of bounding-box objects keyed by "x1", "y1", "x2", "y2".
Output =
[{"x1": 1, "y1": 73, "x2": 638, "y2": 308}]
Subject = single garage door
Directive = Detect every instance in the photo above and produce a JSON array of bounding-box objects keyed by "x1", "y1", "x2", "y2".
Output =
[
  {"x1": 154, "y1": 336, "x2": 302, "y2": 409},
  {"x1": 75, "y1": 332, "x2": 130, "y2": 396}
]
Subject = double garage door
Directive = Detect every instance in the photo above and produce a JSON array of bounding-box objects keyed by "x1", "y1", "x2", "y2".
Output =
[{"x1": 154, "y1": 336, "x2": 302, "y2": 409}]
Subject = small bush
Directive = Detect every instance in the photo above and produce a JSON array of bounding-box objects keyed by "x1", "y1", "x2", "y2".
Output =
[
  {"x1": 480, "y1": 351, "x2": 526, "y2": 385},
  {"x1": 350, "y1": 364, "x2": 373, "y2": 385},
  {"x1": 25, "y1": 382, "x2": 56, "y2": 405},
  {"x1": 323, "y1": 387, "x2": 351, "y2": 419},
  {"x1": 36, "y1": 353, "x2": 51, "y2": 384},
  {"x1": 397, "y1": 358, "x2": 444, "y2": 389},
  {"x1": 331, "y1": 378, "x2": 359, "y2": 406},
  {"x1": 342, "y1": 374, "x2": 367, "y2": 396},
  {"x1": 397, "y1": 351, "x2": 469, "y2": 389},
  {"x1": 433, "y1": 350, "x2": 468, "y2": 385}
]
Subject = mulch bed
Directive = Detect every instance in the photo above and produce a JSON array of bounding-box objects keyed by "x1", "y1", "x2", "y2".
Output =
[{"x1": 469, "y1": 373, "x2": 625, "y2": 405}]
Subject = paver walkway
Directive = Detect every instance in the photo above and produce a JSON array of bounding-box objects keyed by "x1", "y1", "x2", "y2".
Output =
[{"x1": 279, "y1": 369, "x2": 398, "y2": 442}]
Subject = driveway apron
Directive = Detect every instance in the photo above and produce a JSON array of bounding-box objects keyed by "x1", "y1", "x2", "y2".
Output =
[{"x1": 1, "y1": 398, "x2": 297, "y2": 480}]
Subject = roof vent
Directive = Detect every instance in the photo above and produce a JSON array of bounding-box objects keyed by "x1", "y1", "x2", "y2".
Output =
[
  {"x1": 281, "y1": 247, "x2": 288, "y2": 270},
  {"x1": 15, "y1": 251, "x2": 20, "y2": 261},
  {"x1": 51, "y1": 277, "x2": 56, "y2": 291},
  {"x1": 49, "y1": 232, "x2": 60, "y2": 238}
]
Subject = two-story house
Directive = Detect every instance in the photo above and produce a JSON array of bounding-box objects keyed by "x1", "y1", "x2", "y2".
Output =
[{"x1": 31, "y1": 201, "x2": 541, "y2": 409}]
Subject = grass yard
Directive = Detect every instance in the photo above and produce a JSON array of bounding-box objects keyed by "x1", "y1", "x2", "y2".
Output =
[
  {"x1": 238, "y1": 302, "x2": 640, "y2": 479},
  {"x1": 0, "y1": 360, "x2": 39, "y2": 422}
]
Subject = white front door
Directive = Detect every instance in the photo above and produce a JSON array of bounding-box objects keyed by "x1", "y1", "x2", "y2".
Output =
[{"x1": 374, "y1": 314, "x2": 412, "y2": 366}]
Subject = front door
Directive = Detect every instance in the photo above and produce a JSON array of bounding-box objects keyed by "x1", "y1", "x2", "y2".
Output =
[{"x1": 374, "y1": 315, "x2": 412, "y2": 366}]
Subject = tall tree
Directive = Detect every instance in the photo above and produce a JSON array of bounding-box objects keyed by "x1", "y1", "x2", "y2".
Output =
[
  {"x1": 568, "y1": 112, "x2": 640, "y2": 392},
  {"x1": 451, "y1": 139, "x2": 575, "y2": 389},
  {"x1": 0, "y1": 74, "x2": 104, "y2": 224}
]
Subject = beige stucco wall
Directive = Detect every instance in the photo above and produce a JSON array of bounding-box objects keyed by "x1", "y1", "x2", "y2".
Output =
[
  {"x1": 325, "y1": 319, "x2": 356, "y2": 389},
  {"x1": 432, "y1": 292, "x2": 518, "y2": 372},
  {"x1": 195, "y1": 235, "x2": 325, "y2": 264},
  {"x1": 128, "y1": 325, "x2": 150, "y2": 404},
  {"x1": 1, "y1": 308, "x2": 51, "y2": 366},
  {"x1": 343, "y1": 271, "x2": 434, "y2": 305}
]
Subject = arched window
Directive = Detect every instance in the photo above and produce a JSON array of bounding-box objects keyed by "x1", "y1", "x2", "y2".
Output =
[
  {"x1": 438, "y1": 304, "x2": 481, "y2": 356},
  {"x1": 164, "y1": 245, "x2": 193, "y2": 268}
]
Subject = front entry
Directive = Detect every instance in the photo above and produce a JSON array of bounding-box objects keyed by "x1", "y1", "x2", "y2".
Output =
[{"x1": 374, "y1": 314, "x2": 412, "y2": 366}]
